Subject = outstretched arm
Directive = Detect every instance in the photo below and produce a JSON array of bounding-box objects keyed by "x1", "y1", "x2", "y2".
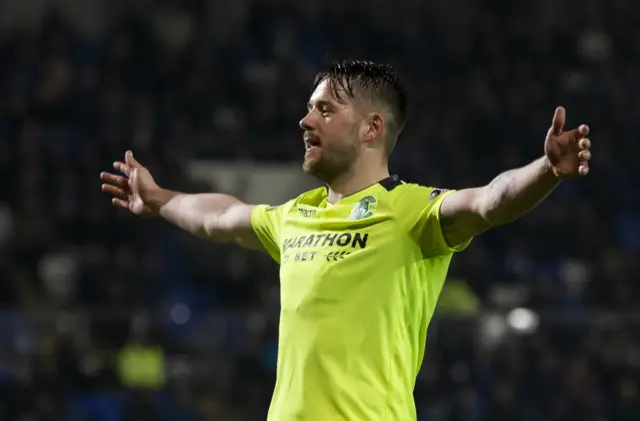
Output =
[
  {"x1": 152, "y1": 190, "x2": 262, "y2": 250},
  {"x1": 439, "y1": 107, "x2": 592, "y2": 247},
  {"x1": 439, "y1": 157, "x2": 559, "y2": 246},
  {"x1": 100, "y1": 151, "x2": 264, "y2": 251}
]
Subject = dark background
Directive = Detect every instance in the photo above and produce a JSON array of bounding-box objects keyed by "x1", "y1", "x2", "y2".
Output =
[{"x1": 0, "y1": 0, "x2": 638, "y2": 420}]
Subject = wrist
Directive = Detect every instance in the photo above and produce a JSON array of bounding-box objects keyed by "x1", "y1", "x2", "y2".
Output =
[
  {"x1": 541, "y1": 156, "x2": 561, "y2": 180},
  {"x1": 147, "y1": 187, "x2": 177, "y2": 213},
  {"x1": 541, "y1": 155, "x2": 562, "y2": 187}
]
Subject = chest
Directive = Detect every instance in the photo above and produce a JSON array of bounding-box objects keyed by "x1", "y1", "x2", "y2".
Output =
[{"x1": 277, "y1": 205, "x2": 402, "y2": 310}]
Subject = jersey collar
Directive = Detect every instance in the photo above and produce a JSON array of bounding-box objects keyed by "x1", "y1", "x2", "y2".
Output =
[
  {"x1": 323, "y1": 175, "x2": 402, "y2": 206},
  {"x1": 378, "y1": 175, "x2": 402, "y2": 191}
]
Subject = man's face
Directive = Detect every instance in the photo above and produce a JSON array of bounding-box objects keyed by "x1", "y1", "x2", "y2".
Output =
[{"x1": 299, "y1": 79, "x2": 361, "y2": 182}]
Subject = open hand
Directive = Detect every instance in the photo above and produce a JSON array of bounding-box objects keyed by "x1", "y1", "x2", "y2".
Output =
[
  {"x1": 544, "y1": 106, "x2": 591, "y2": 179},
  {"x1": 100, "y1": 151, "x2": 158, "y2": 216}
]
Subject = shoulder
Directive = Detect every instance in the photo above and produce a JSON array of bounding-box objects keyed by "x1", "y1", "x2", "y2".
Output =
[
  {"x1": 295, "y1": 186, "x2": 328, "y2": 204},
  {"x1": 259, "y1": 186, "x2": 326, "y2": 215},
  {"x1": 284, "y1": 186, "x2": 327, "y2": 211},
  {"x1": 251, "y1": 187, "x2": 327, "y2": 250},
  {"x1": 387, "y1": 182, "x2": 451, "y2": 208},
  {"x1": 386, "y1": 181, "x2": 456, "y2": 233}
]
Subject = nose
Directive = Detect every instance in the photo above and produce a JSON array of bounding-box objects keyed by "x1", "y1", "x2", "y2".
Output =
[{"x1": 299, "y1": 111, "x2": 314, "y2": 131}]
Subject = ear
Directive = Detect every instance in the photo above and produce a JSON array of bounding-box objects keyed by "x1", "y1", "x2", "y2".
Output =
[{"x1": 362, "y1": 112, "x2": 385, "y2": 143}]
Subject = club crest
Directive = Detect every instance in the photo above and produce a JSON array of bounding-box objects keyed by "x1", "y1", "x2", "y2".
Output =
[{"x1": 349, "y1": 196, "x2": 377, "y2": 220}]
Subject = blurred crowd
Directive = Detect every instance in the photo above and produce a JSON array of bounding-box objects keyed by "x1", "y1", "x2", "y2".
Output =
[{"x1": 0, "y1": 0, "x2": 638, "y2": 420}]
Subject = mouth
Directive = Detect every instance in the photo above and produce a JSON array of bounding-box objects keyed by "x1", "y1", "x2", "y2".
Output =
[{"x1": 304, "y1": 133, "x2": 322, "y2": 152}]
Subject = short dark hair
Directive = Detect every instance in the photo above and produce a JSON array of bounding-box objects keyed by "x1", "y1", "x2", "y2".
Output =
[{"x1": 312, "y1": 59, "x2": 408, "y2": 154}]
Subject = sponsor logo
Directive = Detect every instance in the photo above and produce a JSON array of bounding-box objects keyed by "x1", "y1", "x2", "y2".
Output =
[
  {"x1": 349, "y1": 196, "x2": 377, "y2": 220},
  {"x1": 283, "y1": 232, "x2": 368, "y2": 251},
  {"x1": 281, "y1": 231, "x2": 369, "y2": 265},
  {"x1": 282, "y1": 252, "x2": 316, "y2": 264},
  {"x1": 325, "y1": 251, "x2": 351, "y2": 262}
]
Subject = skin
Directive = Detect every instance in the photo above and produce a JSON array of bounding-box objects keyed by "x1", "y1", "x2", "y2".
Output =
[
  {"x1": 100, "y1": 80, "x2": 592, "y2": 249},
  {"x1": 300, "y1": 79, "x2": 392, "y2": 203}
]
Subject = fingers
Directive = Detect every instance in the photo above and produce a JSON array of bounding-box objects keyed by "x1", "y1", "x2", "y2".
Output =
[
  {"x1": 112, "y1": 198, "x2": 130, "y2": 209},
  {"x1": 102, "y1": 153, "x2": 141, "y2": 211},
  {"x1": 129, "y1": 168, "x2": 139, "y2": 193},
  {"x1": 125, "y1": 150, "x2": 141, "y2": 168},
  {"x1": 568, "y1": 124, "x2": 590, "y2": 143},
  {"x1": 116, "y1": 151, "x2": 143, "y2": 175},
  {"x1": 102, "y1": 178, "x2": 132, "y2": 210},
  {"x1": 578, "y1": 137, "x2": 591, "y2": 149},
  {"x1": 578, "y1": 149, "x2": 591, "y2": 161},
  {"x1": 550, "y1": 106, "x2": 566, "y2": 135},
  {"x1": 113, "y1": 161, "x2": 131, "y2": 176},
  {"x1": 577, "y1": 124, "x2": 589, "y2": 137},
  {"x1": 101, "y1": 183, "x2": 128, "y2": 199},
  {"x1": 578, "y1": 138, "x2": 591, "y2": 159},
  {"x1": 578, "y1": 165, "x2": 589, "y2": 176},
  {"x1": 578, "y1": 137, "x2": 591, "y2": 176},
  {"x1": 100, "y1": 172, "x2": 128, "y2": 186},
  {"x1": 114, "y1": 151, "x2": 143, "y2": 175}
]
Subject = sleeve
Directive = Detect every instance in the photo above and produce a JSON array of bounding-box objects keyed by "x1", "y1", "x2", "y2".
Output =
[
  {"x1": 397, "y1": 185, "x2": 473, "y2": 257},
  {"x1": 251, "y1": 203, "x2": 288, "y2": 263}
]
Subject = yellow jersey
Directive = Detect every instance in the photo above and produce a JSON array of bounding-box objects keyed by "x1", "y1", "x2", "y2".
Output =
[{"x1": 251, "y1": 175, "x2": 471, "y2": 421}]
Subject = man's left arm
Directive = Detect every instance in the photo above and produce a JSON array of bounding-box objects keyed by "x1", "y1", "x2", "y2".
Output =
[{"x1": 439, "y1": 106, "x2": 592, "y2": 247}]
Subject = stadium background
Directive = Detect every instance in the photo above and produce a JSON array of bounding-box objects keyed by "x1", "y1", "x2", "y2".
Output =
[{"x1": 0, "y1": 0, "x2": 638, "y2": 420}]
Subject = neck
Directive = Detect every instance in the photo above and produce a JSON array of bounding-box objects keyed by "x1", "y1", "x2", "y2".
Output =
[{"x1": 326, "y1": 159, "x2": 390, "y2": 204}]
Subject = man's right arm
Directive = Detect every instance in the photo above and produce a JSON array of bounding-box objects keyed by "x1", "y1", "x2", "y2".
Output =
[
  {"x1": 148, "y1": 189, "x2": 263, "y2": 250},
  {"x1": 101, "y1": 151, "x2": 273, "y2": 253}
]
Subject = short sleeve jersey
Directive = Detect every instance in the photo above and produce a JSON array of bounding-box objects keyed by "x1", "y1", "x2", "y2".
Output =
[{"x1": 251, "y1": 175, "x2": 471, "y2": 421}]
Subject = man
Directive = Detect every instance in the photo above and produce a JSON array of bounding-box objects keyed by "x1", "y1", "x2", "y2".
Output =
[{"x1": 100, "y1": 60, "x2": 592, "y2": 420}]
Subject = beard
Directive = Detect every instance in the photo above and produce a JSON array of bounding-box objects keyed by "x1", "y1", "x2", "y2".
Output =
[{"x1": 302, "y1": 140, "x2": 359, "y2": 184}]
